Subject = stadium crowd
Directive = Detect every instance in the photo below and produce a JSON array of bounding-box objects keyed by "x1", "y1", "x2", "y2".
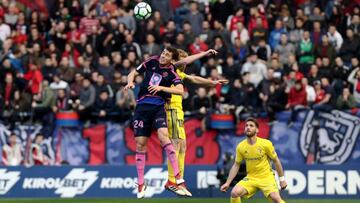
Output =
[{"x1": 0, "y1": 0, "x2": 359, "y2": 137}]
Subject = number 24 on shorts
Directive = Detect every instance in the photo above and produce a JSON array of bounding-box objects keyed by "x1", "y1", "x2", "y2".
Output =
[{"x1": 134, "y1": 120, "x2": 144, "y2": 128}]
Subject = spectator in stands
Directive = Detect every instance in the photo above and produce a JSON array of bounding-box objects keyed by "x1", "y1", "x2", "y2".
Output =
[
  {"x1": 42, "y1": 57, "x2": 57, "y2": 82},
  {"x1": 23, "y1": 63, "x2": 43, "y2": 95},
  {"x1": 141, "y1": 34, "x2": 161, "y2": 56},
  {"x1": 93, "y1": 90, "x2": 114, "y2": 123},
  {"x1": 0, "y1": 16, "x2": 11, "y2": 42},
  {"x1": 347, "y1": 67, "x2": 360, "y2": 106},
  {"x1": 120, "y1": 34, "x2": 141, "y2": 58},
  {"x1": 227, "y1": 7, "x2": 245, "y2": 32},
  {"x1": 98, "y1": 56, "x2": 115, "y2": 82},
  {"x1": 30, "y1": 133, "x2": 48, "y2": 165},
  {"x1": 222, "y1": 54, "x2": 240, "y2": 82},
  {"x1": 94, "y1": 74, "x2": 113, "y2": 98},
  {"x1": 254, "y1": 39, "x2": 271, "y2": 62},
  {"x1": 199, "y1": 20, "x2": 215, "y2": 46},
  {"x1": 258, "y1": 68, "x2": 275, "y2": 112},
  {"x1": 213, "y1": 20, "x2": 231, "y2": 48},
  {"x1": 286, "y1": 80, "x2": 307, "y2": 125},
  {"x1": 79, "y1": 8, "x2": 99, "y2": 36},
  {"x1": 349, "y1": 14, "x2": 360, "y2": 35},
  {"x1": 297, "y1": 31, "x2": 314, "y2": 74},
  {"x1": 49, "y1": 74, "x2": 69, "y2": 92},
  {"x1": 339, "y1": 28, "x2": 360, "y2": 64},
  {"x1": 2, "y1": 132, "x2": 22, "y2": 166},
  {"x1": 230, "y1": 21, "x2": 249, "y2": 45},
  {"x1": 241, "y1": 52, "x2": 267, "y2": 87},
  {"x1": 289, "y1": 17, "x2": 304, "y2": 46},
  {"x1": 213, "y1": 36, "x2": 228, "y2": 65},
  {"x1": 313, "y1": 77, "x2": 336, "y2": 111},
  {"x1": 53, "y1": 88, "x2": 70, "y2": 112},
  {"x1": 336, "y1": 87, "x2": 357, "y2": 110},
  {"x1": 275, "y1": 33, "x2": 295, "y2": 65},
  {"x1": 327, "y1": 24, "x2": 343, "y2": 52},
  {"x1": 332, "y1": 57, "x2": 350, "y2": 96},
  {"x1": 192, "y1": 87, "x2": 212, "y2": 119},
  {"x1": 266, "y1": 80, "x2": 287, "y2": 122},
  {"x1": 116, "y1": 86, "x2": 135, "y2": 122},
  {"x1": 269, "y1": 20, "x2": 287, "y2": 50},
  {"x1": 74, "y1": 77, "x2": 95, "y2": 122},
  {"x1": 184, "y1": 1, "x2": 204, "y2": 36},
  {"x1": 315, "y1": 35, "x2": 336, "y2": 63},
  {"x1": 301, "y1": 77, "x2": 316, "y2": 105}
]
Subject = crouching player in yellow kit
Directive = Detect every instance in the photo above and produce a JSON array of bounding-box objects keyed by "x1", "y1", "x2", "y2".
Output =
[
  {"x1": 165, "y1": 49, "x2": 228, "y2": 196},
  {"x1": 220, "y1": 117, "x2": 287, "y2": 203}
]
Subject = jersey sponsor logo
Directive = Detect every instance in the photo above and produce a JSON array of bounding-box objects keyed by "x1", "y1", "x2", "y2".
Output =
[
  {"x1": 299, "y1": 110, "x2": 360, "y2": 164},
  {"x1": 0, "y1": 169, "x2": 21, "y2": 195},
  {"x1": 132, "y1": 168, "x2": 167, "y2": 197},
  {"x1": 149, "y1": 73, "x2": 162, "y2": 86}
]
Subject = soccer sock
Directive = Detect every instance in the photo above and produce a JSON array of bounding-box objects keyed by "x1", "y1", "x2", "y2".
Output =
[
  {"x1": 136, "y1": 151, "x2": 146, "y2": 185},
  {"x1": 163, "y1": 143, "x2": 180, "y2": 180},
  {"x1": 178, "y1": 151, "x2": 185, "y2": 178},
  {"x1": 280, "y1": 200, "x2": 286, "y2": 203},
  {"x1": 231, "y1": 197, "x2": 241, "y2": 203},
  {"x1": 167, "y1": 150, "x2": 179, "y2": 183}
]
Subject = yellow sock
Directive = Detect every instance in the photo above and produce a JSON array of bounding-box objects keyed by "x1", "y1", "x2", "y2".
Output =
[
  {"x1": 178, "y1": 152, "x2": 185, "y2": 178},
  {"x1": 280, "y1": 200, "x2": 286, "y2": 203},
  {"x1": 167, "y1": 150, "x2": 179, "y2": 183},
  {"x1": 231, "y1": 197, "x2": 241, "y2": 203}
]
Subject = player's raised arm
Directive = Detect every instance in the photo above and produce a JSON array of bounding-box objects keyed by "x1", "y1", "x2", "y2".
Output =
[
  {"x1": 148, "y1": 83, "x2": 184, "y2": 96},
  {"x1": 124, "y1": 68, "x2": 140, "y2": 90},
  {"x1": 273, "y1": 157, "x2": 287, "y2": 190},
  {"x1": 174, "y1": 49, "x2": 218, "y2": 67},
  {"x1": 185, "y1": 75, "x2": 228, "y2": 87},
  {"x1": 220, "y1": 161, "x2": 241, "y2": 192}
]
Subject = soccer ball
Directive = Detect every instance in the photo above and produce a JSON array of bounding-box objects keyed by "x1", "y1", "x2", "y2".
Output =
[{"x1": 134, "y1": 2, "x2": 152, "y2": 20}]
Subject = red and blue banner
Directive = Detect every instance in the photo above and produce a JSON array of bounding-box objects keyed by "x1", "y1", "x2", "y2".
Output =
[{"x1": 0, "y1": 110, "x2": 360, "y2": 166}]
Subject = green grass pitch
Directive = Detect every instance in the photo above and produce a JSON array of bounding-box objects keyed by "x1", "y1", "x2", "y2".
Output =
[{"x1": 0, "y1": 199, "x2": 358, "y2": 203}]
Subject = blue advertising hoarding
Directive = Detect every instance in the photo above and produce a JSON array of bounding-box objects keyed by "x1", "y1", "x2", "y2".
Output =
[{"x1": 0, "y1": 165, "x2": 359, "y2": 199}]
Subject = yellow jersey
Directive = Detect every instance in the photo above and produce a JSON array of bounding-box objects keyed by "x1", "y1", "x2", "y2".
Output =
[
  {"x1": 235, "y1": 137, "x2": 278, "y2": 179},
  {"x1": 166, "y1": 69, "x2": 188, "y2": 110}
]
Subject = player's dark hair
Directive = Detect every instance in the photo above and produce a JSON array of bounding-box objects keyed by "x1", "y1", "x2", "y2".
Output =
[
  {"x1": 245, "y1": 117, "x2": 259, "y2": 128},
  {"x1": 165, "y1": 46, "x2": 179, "y2": 61}
]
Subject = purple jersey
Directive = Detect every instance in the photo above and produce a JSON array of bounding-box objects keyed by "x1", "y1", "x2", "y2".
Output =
[{"x1": 136, "y1": 56, "x2": 182, "y2": 105}]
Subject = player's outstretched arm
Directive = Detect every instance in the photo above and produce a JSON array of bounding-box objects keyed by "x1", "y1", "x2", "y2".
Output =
[
  {"x1": 124, "y1": 69, "x2": 139, "y2": 90},
  {"x1": 186, "y1": 75, "x2": 229, "y2": 87},
  {"x1": 175, "y1": 49, "x2": 218, "y2": 67},
  {"x1": 274, "y1": 157, "x2": 287, "y2": 190},
  {"x1": 148, "y1": 84, "x2": 184, "y2": 96},
  {"x1": 220, "y1": 161, "x2": 240, "y2": 192}
]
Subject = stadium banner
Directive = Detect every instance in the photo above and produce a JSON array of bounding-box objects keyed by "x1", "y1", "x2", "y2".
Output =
[
  {"x1": 0, "y1": 109, "x2": 359, "y2": 166},
  {"x1": 0, "y1": 165, "x2": 359, "y2": 198}
]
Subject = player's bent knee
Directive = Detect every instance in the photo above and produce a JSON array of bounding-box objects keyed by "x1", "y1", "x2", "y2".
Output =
[
  {"x1": 269, "y1": 192, "x2": 283, "y2": 203},
  {"x1": 231, "y1": 186, "x2": 247, "y2": 198}
]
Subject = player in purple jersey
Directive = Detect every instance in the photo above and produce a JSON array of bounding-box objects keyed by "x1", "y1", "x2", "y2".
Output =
[{"x1": 125, "y1": 46, "x2": 217, "y2": 198}]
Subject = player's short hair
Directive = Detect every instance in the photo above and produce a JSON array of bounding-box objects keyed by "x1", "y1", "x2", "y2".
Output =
[
  {"x1": 176, "y1": 49, "x2": 188, "y2": 72},
  {"x1": 165, "y1": 46, "x2": 179, "y2": 61},
  {"x1": 245, "y1": 117, "x2": 259, "y2": 128}
]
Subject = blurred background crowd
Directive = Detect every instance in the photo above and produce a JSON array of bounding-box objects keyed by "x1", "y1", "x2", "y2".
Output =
[{"x1": 0, "y1": 0, "x2": 359, "y2": 137}]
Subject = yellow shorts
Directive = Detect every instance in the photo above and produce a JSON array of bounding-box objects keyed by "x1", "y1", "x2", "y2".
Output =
[
  {"x1": 166, "y1": 108, "x2": 185, "y2": 140},
  {"x1": 236, "y1": 175, "x2": 279, "y2": 200}
]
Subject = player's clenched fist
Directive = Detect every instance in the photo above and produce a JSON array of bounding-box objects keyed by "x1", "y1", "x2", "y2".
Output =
[
  {"x1": 220, "y1": 183, "x2": 230, "y2": 192},
  {"x1": 124, "y1": 82, "x2": 135, "y2": 90},
  {"x1": 280, "y1": 180, "x2": 287, "y2": 190}
]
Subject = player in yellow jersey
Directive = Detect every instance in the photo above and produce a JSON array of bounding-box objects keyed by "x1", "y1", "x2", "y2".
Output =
[
  {"x1": 220, "y1": 117, "x2": 287, "y2": 203},
  {"x1": 165, "y1": 49, "x2": 228, "y2": 196}
]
